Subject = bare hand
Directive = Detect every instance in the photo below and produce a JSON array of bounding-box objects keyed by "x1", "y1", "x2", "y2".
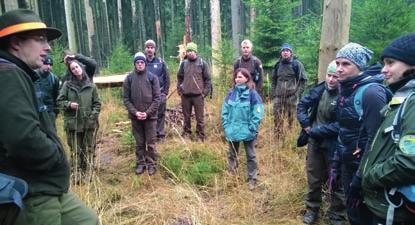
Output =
[
  {"x1": 304, "y1": 126, "x2": 311, "y2": 134},
  {"x1": 70, "y1": 102, "x2": 79, "y2": 110}
]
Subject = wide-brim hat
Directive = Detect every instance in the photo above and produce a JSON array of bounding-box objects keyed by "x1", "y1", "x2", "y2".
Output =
[{"x1": 0, "y1": 9, "x2": 61, "y2": 41}]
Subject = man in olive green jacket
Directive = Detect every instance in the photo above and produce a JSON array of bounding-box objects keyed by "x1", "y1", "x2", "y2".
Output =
[
  {"x1": 362, "y1": 33, "x2": 415, "y2": 224},
  {"x1": 0, "y1": 9, "x2": 98, "y2": 225}
]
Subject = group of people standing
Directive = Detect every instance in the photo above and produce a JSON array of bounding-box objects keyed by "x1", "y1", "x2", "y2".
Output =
[{"x1": 297, "y1": 36, "x2": 415, "y2": 225}]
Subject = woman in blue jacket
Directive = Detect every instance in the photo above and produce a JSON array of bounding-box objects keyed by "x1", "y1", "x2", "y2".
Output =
[{"x1": 221, "y1": 68, "x2": 264, "y2": 190}]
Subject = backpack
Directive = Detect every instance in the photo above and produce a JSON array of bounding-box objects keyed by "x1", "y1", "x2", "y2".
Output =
[
  {"x1": 273, "y1": 57, "x2": 300, "y2": 80},
  {"x1": 237, "y1": 56, "x2": 261, "y2": 82},
  {"x1": 181, "y1": 58, "x2": 213, "y2": 98},
  {"x1": 353, "y1": 83, "x2": 381, "y2": 121},
  {"x1": 384, "y1": 92, "x2": 415, "y2": 225}
]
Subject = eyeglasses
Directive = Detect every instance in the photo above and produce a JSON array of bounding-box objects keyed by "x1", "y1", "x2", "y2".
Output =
[{"x1": 18, "y1": 35, "x2": 48, "y2": 44}]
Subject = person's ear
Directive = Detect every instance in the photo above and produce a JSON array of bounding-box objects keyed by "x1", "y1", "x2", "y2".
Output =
[{"x1": 9, "y1": 36, "x2": 21, "y2": 51}]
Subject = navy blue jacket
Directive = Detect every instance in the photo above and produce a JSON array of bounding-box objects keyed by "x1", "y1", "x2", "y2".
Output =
[
  {"x1": 146, "y1": 57, "x2": 170, "y2": 96},
  {"x1": 297, "y1": 82, "x2": 339, "y2": 154},
  {"x1": 335, "y1": 72, "x2": 390, "y2": 165}
]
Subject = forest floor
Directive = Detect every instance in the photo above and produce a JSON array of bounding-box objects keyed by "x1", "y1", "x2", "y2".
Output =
[{"x1": 59, "y1": 84, "x2": 334, "y2": 225}]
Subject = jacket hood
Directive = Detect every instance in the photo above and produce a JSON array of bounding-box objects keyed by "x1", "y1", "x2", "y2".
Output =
[{"x1": 340, "y1": 73, "x2": 384, "y2": 97}]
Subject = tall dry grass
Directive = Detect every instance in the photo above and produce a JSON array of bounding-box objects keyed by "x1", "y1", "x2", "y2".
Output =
[{"x1": 55, "y1": 82, "x2": 333, "y2": 225}]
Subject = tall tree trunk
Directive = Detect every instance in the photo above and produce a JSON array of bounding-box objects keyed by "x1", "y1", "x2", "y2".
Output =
[
  {"x1": 137, "y1": 0, "x2": 146, "y2": 48},
  {"x1": 117, "y1": 0, "x2": 123, "y2": 41},
  {"x1": 153, "y1": 0, "x2": 164, "y2": 58},
  {"x1": 84, "y1": 0, "x2": 95, "y2": 55},
  {"x1": 4, "y1": 0, "x2": 18, "y2": 11},
  {"x1": 318, "y1": 0, "x2": 351, "y2": 81},
  {"x1": 28, "y1": 0, "x2": 39, "y2": 13},
  {"x1": 131, "y1": 0, "x2": 137, "y2": 51},
  {"x1": 210, "y1": 0, "x2": 221, "y2": 77},
  {"x1": 249, "y1": 1, "x2": 256, "y2": 37},
  {"x1": 184, "y1": 0, "x2": 192, "y2": 43},
  {"x1": 231, "y1": 0, "x2": 241, "y2": 57},
  {"x1": 102, "y1": 0, "x2": 111, "y2": 54},
  {"x1": 64, "y1": 0, "x2": 77, "y2": 52}
]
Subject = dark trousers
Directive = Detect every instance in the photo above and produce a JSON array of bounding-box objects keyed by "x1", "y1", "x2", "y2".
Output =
[
  {"x1": 371, "y1": 213, "x2": 409, "y2": 225},
  {"x1": 341, "y1": 161, "x2": 372, "y2": 225},
  {"x1": 305, "y1": 144, "x2": 346, "y2": 220},
  {"x1": 131, "y1": 119, "x2": 157, "y2": 166},
  {"x1": 228, "y1": 140, "x2": 257, "y2": 180},
  {"x1": 66, "y1": 129, "x2": 97, "y2": 174},
  {"x1": 273, "y1": 95, "x2": 297, "y2": 133},
  {"x1": 181, "y1": 95, "x2": 205, "y2": 139},
  {"x1": 156, "y1": 95, "x2": 167, "y2": 139}
]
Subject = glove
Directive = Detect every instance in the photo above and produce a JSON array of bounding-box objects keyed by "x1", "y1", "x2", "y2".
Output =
[
  {"x1": 328, "y1": 165, "x2": 339, "y2": 192},
  {"x1": 347, "y1": 175, "x2": 362, "y2": 208}
]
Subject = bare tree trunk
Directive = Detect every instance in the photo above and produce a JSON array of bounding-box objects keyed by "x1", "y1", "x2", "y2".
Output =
[
  {"x1": 28, "y1": 0, "x2": 38, "y2": 14},
  {"x1": 184, "y1": 0, "x2": 192, "y2": 43},
  {"x1": 231, "y1": 0, "x2": 241, "y2": 57},
  {"x1": 102, "y1": 0, "x2": 112, "y2": 51},
  {"x1": 210, "y1": 0, "x2": 221, "y2": 77},
  {"x1": 318, "y1": 0, "x2": 351, "y2": 81},
  {"x1": 4, "y1": 0, "x2": 18, "y2": 11},
  {"x1": 137, "y1": 0, "x2": 146, "y2": 48},
  {"x1": 84, "y1": 0, "x2": 95, "y2": 54},
  {"x1": 64, "y1": 0, "x2": 77, "y2": 52},
  {"x1": 249, "y1": 1, "x2": 256, "y2": 36},
  {"x1": 117, "y1": 0, "x2": 123, "y2": 41},
  {"x1": 131, "y1": 0, "x2": 137, "y2": 51},
  {"x1": 153, "y1": 0, "x2": 164, "y2": 58}
]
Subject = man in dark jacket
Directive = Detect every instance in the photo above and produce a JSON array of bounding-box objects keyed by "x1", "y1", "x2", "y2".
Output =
[
  {"x1": 272, "y1": 43, "x2": 307, "y2": 134},
  {"x1": 0, "y1": 9, "x2": 98, "y2": 225},
  {"x1": 332, "y1": 43, "x2": 390, "y2": 225},
  {"x1": 123, "y1": 52, "x2": 161, "y2": 176},
  {"x1": 34, "y1": 55, "x2": 59, "y2": 125},
  {"x1": 177, "y1": 42, "x2": 211, "y2": 141},
  {"x1": 145, "y1": 39, "x2": 170, "y2": 142},
  {"x1": 297, "y1": 61, "x2": 346, "y2": 225},
  {"x1": 233, "y1": 39, "x2": 264, "y2": 94},
  {"x1": 362, "y1": 33, "x2": 415, "y2": 225}
]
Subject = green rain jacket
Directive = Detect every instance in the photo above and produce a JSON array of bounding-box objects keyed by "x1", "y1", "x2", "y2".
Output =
[
  {"x1": 57, "y1": 78, "x2": 101, "y2": 132},
  {"x1": 0, "y1": 51, "x2": 70, "y2": 196},
  {"x1": 362, "y1": 78, "x2": 415, "y2": 222}
]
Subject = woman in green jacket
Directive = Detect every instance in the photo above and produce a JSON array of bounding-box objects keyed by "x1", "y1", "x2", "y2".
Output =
[
  {"x1": 57, "y1": 60, "x2": 101, "y2": 182},
  {"x1": 362, "y1": 33, "x2": 415, "y2": 224},
  {"x1": 221, "y1": 68, "x2": 264, "y2": 190}
]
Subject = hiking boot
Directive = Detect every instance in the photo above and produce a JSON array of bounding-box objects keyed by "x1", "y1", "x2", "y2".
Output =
[
  {"x1": 248, "y1": 179, "x2": 256, "y2": 191},
  {"x1": 303, "y1": 210, "x2": 318, "y2": 224},
  {"x1": 135, "y1": 165, "x2": 145, "y2": 175},
  {"x1": 148, "y1": 166, "x2": 157, "y2": 176}
]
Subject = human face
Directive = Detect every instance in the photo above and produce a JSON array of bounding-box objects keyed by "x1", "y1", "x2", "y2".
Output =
[
  {"x1": 40, "y1": 64, "x2": 52, "y2": 73},
  {"x1": 335, "y1": 58, "x2": 361, "y2": 81},
  {"x1": 281, "y1": 49, "x2": 292, "y2": 59},
  {"x1": 69, "y1": 62, "x2": 83, "y2": 80},
  {"x1": 382, "y1": 58, "x2": 413, "y2": 85},
  {"x1": 134, "y1": 60, "x2": 146, "y2": 71},
  {"x1": 241, "y1": 44, "x2": 252, "y2": 58},
  {"x1": 325, "y1": 72, "x2": 339, "y2": 90},
  {"x1": 14, "y1": 32, "x2": 50, "y2": 69},
  {"x1": 235, "y1": 72, "x2": 248, "y2": 85},
  {"x1": 186, "y1": 50, "x2": 197, "y2": 60},
  {"x1": 145, "y1": 45, "x2": 155, "y2": 59}
]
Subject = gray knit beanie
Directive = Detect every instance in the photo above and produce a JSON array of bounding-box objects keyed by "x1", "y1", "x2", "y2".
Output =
[{"x1": 336, "y1": 42, "x2": 373, "y2": 70}]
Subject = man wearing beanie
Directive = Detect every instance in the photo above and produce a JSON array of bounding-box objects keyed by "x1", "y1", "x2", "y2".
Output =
[
  {"x1": 233, "y1": 39, "x2": 264, "y2": 94},
  {"x1": 271, "y1": 43, "x2": 307, "y2": 136},
  {"x1": 144, "y1": 39, "x2": 170, "y2": 142},
  {"x1": 177, "y1": 42, "x2": 211, "y2": 141},
  {"x1": 362, "y1": 33, "x2": 415, "y2": 224},
  {"x1": 123, "y1": 52, "x2": 161, "y2": 176},
  {"x1": 0, "y1": 9, "x2": 98, "y2": 224},
  {"x1": 297, "y1": 60, "x2": 346, "y2": 225},
  {"x1": 331, "y1": 42, "x2": 390, "y2": 225},
  {"x1": 34, "y1": 55, "x2": 60, "y2": 127}
]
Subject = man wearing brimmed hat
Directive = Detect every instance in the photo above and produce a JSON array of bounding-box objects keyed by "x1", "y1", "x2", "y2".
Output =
[
  {"x1": 362, "y1": 33, "x2": 415, "y2": 225},
  {"x1": 271, "y1": 43, "x2": 307, "y2": 136},
  {"x1": 297, "y1": 60, "x2": 346, "y2": 225},
  {"x1": 330, "y1": 42, "x2": 391, "y2": 225},
  {"x1": 0, "y1": 9, "x2": 98, "y2": 225},
  {"x1": 34, "y1": 55, "x2": 60, "y2": 126},
  {"x1": 144, "y1": 39, "x2": 170, "y2": 142},
  {"x1": 177, "y1": 42, "x2": 211, "y2": 141}
]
